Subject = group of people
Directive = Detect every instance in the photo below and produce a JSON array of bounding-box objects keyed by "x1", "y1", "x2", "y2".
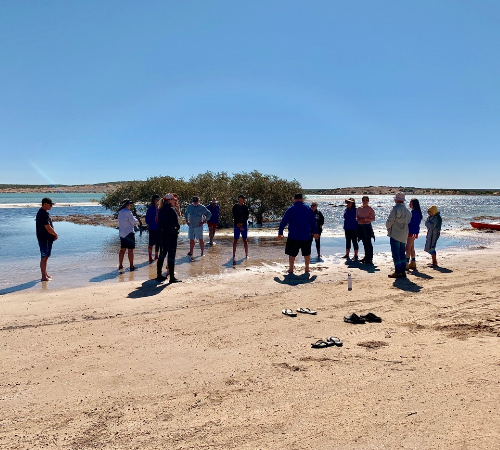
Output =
[
  {"x1": 35, "y1": 192, "x2": 442, "y2": 282},
  {"x1": 340, "y1": 193, "x2": 442, "y2": 278}
]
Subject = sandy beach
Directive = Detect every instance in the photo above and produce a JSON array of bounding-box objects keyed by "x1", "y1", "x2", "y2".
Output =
[{"x1": 1, "y1": 244, "x2": 500, "y2": 449}]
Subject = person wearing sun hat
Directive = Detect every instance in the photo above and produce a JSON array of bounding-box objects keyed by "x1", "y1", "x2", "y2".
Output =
[
  {"x1": 425, "y1": 205, "x2": 442, "y2": 266},
  {"x1": 342, "y1": 198, "x2": 358, "y2": 260},
  {"x1": 386, "y1": 192, "x2": 412, "y2": 278},
  {"x1": 118, "y1": 199, "x2": 139, "y2": 272}
]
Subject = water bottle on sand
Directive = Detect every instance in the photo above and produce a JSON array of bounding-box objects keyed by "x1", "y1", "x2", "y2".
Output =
[{"x1": 348, "y1": 273, "x2": 352, "y2": 291}]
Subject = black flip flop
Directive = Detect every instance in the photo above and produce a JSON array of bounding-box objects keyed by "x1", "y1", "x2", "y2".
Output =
[
  {"x1": 326, "y1": 336, "x2": 343, "y2": 347},
  {"x1": 311, "y1": 340, "x2": 328, "y2": 348},
  {"x1": 343, "y1": 313, "x2": 366, "y2": 324},
  {"x1": 360, "y1": 312, "x2": 382, "y2": 323},
  {"x1": 282, "y1": 309, "x2": 297, "y2": 317},
  {"x1": 297, "y1": 307, "x2": 317, "y2": 315}
]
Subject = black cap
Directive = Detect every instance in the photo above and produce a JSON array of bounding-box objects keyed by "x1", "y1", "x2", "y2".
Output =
[
  {"x1": 192, "y1": 196, "x2": 199, "y2": 203},
  {"x1": 294, "y1": 193, "x2": 303, "y2": 200},
  {"x1": 238, "y1": 194, "x2": 245, "y2": 199},
  {"x1": 41, "y1": 197, "x2": 55, "y2": 206}
]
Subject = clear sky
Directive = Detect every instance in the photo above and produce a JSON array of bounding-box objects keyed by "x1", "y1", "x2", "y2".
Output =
[{"x1": 1, "y1": 1, "x2": 499, "y2": 189}]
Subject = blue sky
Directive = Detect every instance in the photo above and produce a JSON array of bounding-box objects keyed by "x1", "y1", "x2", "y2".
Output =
[{"x1": 1, "y1": 0, "x2": 499, "y2": 189}]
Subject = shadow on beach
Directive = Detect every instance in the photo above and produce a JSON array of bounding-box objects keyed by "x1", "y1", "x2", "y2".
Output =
[
  {"x1": 429, "y1": 265, "x2": 453, "y2": 274},
  {"x1": 89, "y1": 261, "x2": 150, "y2": 283},
  {"x1": 274, "y1": 273, "x2": 317, "y2": 285},
  {"x1": 0, "y1": 280, "x2": 40, "y2": 295},
  {"x1": 127, "y1": 279, "x2": 169, "y2": 299},
  {"x1": 392, "y1": 277, "x2": 422, "y2": 292},
  {"x1": 346, "y1": 259, "x2": 380, "y2": 274},
  {"x1": 409, "y1": 270, "x2": 433, "y2": 280}
]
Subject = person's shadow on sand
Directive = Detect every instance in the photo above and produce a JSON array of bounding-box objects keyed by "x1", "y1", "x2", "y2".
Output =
[
  {"x1": 409, "y1": 270, "x2": 433, "y2": 280},
  {"x1": 90, "y1": 261, "x2": 150, "y2": 283},
  {"x1": 274, "y1": 273, "x2": 317, "y2": 285},
  {"x1": 392, "y1": 277, "x2": 422, "y2": 292},
  {"x1": 0, "y1": 280, "x2": 39, "y2": 295},
  {"x1": 346, "y1": 259, "x2": 380, "y2": 274},
  {"x1": 429, "y1": 265, "x2": 453, "y2": 274},
  {"x1": 127, "y1": 279, "x2": 169, "y2": 298}
]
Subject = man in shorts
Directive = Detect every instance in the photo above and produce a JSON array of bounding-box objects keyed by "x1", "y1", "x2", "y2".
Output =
[
  {"x1": 206, "y1": 198, "x2": 220, "y2": 246},
  {"x1": 118, "y1": 199, "x2": 139, "y2": 271},
  {"x1": 232, "y1": 194, "x2": 249, "y2": 264},
  {"x1": 36, "y1": 197, "x2": 58, "y2": 281},
  {"x1": 278, "y1": 193, "x2": 319, "y2": 275},
  {"x1": 184, "y1": 196, "x2": 211, "y2": 260}
]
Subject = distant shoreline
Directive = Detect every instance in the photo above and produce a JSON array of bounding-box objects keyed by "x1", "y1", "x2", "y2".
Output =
[{"x1": 0, "y1": 183, "x2": 498, "y2": 196}]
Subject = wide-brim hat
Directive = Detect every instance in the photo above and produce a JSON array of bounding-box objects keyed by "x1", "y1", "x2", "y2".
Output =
[
  {"x1": 164, "y1": 193, "x2": 174, "y2": 200},
  {"x1": 345, "y1": 197, "x2": 355, "y2": 204},
  {"x1": 428, "y1": 205, "x2": 439, "y2": 215},
  {"x1": 121, "y1": 199, "x2": 133, "y2": 207},
  {"x1": 393, "y1": 192, "x2": 406, "y2": 202}
]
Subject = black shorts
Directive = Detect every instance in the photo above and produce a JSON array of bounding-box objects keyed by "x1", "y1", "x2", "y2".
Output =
[
  {"x1": 285, "y1": 238, "x2": 312, "y2": 257},
  {"x1": 120, "y1": 232, "x2": 136, "y2": 249},
  {"x1": 38, "y1": 239, "x2": 53, "y2": 258},
  {"x1": 148, "y1": 229, "x2": 159, "y2": 246}
]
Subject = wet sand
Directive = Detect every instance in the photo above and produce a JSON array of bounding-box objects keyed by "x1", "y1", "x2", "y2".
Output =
[{"x1": 1, "y1": 240, "x2": 500, "y2": 449}]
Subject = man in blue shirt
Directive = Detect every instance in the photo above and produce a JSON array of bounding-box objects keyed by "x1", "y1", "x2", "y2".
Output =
[
  {"x1": 206, "y1": 198, "x2": 220, "y2": 246},
  {"x1": 278, "y1": 193, "x2": 319, "y2": 275}
]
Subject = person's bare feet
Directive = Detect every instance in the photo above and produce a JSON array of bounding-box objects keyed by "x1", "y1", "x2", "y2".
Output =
[{"x1": 41, "y1": 277, "x2": 51, "y2": 282}]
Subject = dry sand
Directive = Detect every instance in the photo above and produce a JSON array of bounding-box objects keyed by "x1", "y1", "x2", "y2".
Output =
[{"x1": 1, "y1": 245, "x2": 500, "y2": 449}]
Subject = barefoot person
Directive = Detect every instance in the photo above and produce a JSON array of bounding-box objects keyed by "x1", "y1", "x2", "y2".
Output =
[
  {"x1": 232, "y1": 194, "x2": 249, "y2": 263},
  {"x1": 118, "y1": 199, "x2": 138, "y2": 271},
  {"x1": 406, "y1": 198, "x2": 422, "y2": 270},
  {"x1": 36, "y1": 197, "x2": 58, "y2": 281},
  {"x1": 206, "y1": 198, "x2": 220, "y2": 246},
  {"x1": 386, "y1": 192, "x2": 411, "y2": 278},
  {"x1": 184, "y1": 196, "x2": 211, "y2": 260},
  {"x1": 425, "y1": 205, "x2": 442, "y2": 266},
  {"x1": 157, "y1": 194, "x2": 182, "y2": 283},
  {"x1": 278, "y1": 193, "x2": 319, "y2": 275},
  {"x1": 356, "y1": 195, "x2": 375, "y2": 264},
  {"x1": 145, "y1": 194, "x2": 160, "y2": 263}
]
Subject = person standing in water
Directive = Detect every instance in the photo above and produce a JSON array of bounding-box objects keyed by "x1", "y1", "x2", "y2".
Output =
[
  {"x1": 232, "y1": 194, "x2": 249, "y2": 264},
  {"x1": 157, "y1": 194, "x2": 182, "y2": 283},
  {"x1": 342, "y1": 198, "x2": 358, "y2": 260},
  {"x1": 184, "y1": 196, "x2": 212, "y2": 261},
  {"x1": 309, "y1": 202, "x2": 324, "y2": 259},
  {"x1": 36, "y1": 197, "x2": 58, "y2": 281},
  {"x1": 206, "y1": 198, "x2": 220, "y2": 246},
  {"x1": 118, "y1": 199, "x2": 138, "y2": 271}
]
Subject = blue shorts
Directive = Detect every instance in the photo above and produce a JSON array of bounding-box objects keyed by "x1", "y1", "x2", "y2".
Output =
[
  {"x1": 234, "y1": 225, "x2": 248, "y2": 240},
  {"x1": 38, "y1": 239, "x2": 53, "y2": 258},
  {"x1": 188, "y1": 226, "x2": 204, "y2": 240}
]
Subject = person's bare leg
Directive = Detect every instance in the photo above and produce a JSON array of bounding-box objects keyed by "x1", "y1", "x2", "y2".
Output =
[
  {"x1": 232, "y1": 239, "x2": 238, "y2": 262},
  {"x1": 189, "y1": 239, "x2": 195, "y2": 255},
  {"x1": 40, "y1": 257, "x2": 49, "y2": 281},
  {"x1": 119, "y1": 248, "x2": 126, "y2": 268},
  {"x1": 148, "y1": 245, "x2": 153, "y2": 263},
  {"x1": 243, "y1": 239, "x2": 248, "y2": 257},
  {"x1": 288, "y1": 256, "x2": 295, "y2": 274},
  {"x1": 432, "y1": 253, "x2": 438, "y2": 266},
  {"x1": 128, "y1": 249, "x2": 134, "y2": 268},
  {"x1": 304, "y1": 255, "x2": 311, "y2": 273},
  {"x1": 200, "y1": 239, "x2": 205, "y2": 255},
  {"x1": 209, "y1": 225, "x2": 215, "y2": 244}
]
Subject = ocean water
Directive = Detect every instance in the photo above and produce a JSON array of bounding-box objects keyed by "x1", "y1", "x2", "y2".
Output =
[{"x1": 1, "y1": 193, "x2": 499, "y2": 294}]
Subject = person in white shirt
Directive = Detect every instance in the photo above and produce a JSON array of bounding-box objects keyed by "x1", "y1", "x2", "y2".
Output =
[{"x1": 118, "y1": 199, "x2": 139, "y2": 271}]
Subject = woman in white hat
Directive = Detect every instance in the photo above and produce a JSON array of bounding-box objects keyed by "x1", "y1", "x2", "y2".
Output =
[{"x1": 386, "y1": 192, "x2": 411, "y2": 278}]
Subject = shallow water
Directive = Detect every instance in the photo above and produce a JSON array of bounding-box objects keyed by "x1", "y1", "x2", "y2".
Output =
[{"x1": 1, "y1": 193, "x2": 499, "y2": 294}]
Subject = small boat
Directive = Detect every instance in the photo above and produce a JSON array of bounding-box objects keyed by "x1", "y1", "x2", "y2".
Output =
[{"x1": 470, "y1": 222, "x2": 500, "y2": 231}]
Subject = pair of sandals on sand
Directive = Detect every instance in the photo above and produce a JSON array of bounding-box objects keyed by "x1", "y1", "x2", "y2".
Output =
[
  {"x1": 311, "y1": 336, "x2": 343, "y2": 348},
  {"x1": 343, "y1": 312, "x2": 382, "y2": 324},
  {"x1": 282, "y1": 308, "x2": 317, "y2": 317}
]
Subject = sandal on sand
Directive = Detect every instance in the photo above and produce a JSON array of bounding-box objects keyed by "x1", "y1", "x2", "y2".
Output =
[
  {"x1": 326, "y1": 336, "x2": 343, "y2": 347},
  {"x1": 282, "y1": 309, "x2": 297, "y2": 317},
  {"x1": 297, "y1": 308, "x2": 317, "y2": 315},
  {"x1": 344, "y1": 313, "x2": 366, "y2": 324},
  {"x1": 311, "y1": 340, "x2": 329, "y2": 348},
  {"x1": 360, "y1": 313, "x2": 382, "y2": 323}
]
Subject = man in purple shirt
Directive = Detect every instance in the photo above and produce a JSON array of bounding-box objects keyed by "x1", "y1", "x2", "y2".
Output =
[{"x1": 278, "y1": 193, "x2": 319, "y2": 275}]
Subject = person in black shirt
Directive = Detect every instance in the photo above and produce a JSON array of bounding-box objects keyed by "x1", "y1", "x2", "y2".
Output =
[
  {"x1": 36, "y1": 197, "x2": 58, "y2": 281},
  {"x1": 156, "y1": 194, "x2": 182, "y2": 283},
  {"x1": 232, "y1": 194, "x2": 249, "y2": 264},
  {"x1": 310, "y1": 202, "x2": 325, "y2": 259}
]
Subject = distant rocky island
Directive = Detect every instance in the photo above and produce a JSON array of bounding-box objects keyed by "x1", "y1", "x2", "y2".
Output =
[{"x1": 0, "y1": 183, "x2": 498, "y2": 196}]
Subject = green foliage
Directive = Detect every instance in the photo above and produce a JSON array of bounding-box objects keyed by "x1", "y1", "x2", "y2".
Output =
[{"x1": 100, "y1": 171, "x2": 301, "y2": 227}]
